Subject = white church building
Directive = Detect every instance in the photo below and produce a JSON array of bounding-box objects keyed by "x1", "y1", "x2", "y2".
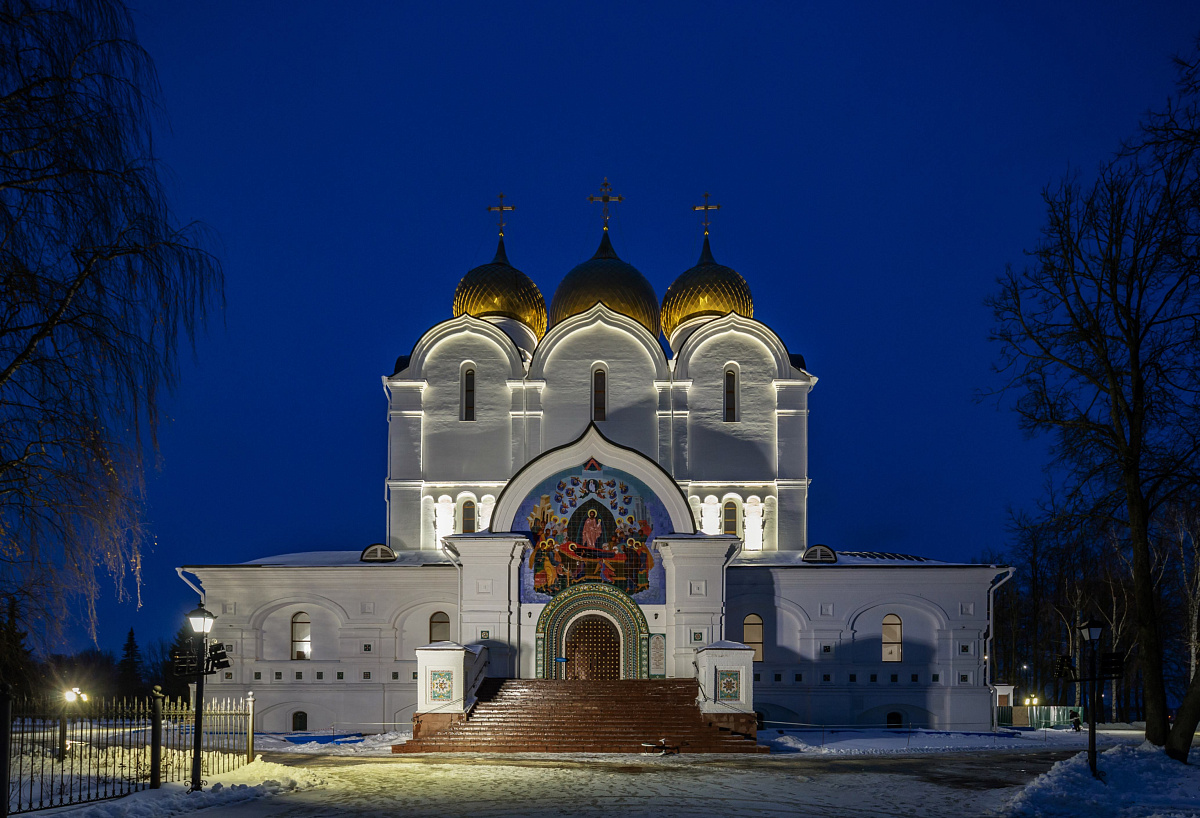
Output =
[{"x1": 182, "y1": 200, "x2": 1011, "y2": 739}]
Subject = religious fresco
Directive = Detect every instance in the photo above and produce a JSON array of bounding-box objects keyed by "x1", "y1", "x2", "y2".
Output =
[{"x1": 517, "y1": 458, "x2": 669, "y2": 604}]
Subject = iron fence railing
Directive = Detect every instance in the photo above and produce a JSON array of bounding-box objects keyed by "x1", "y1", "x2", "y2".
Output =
[{"x1": 2, "y1": 685, "x2": 253, "y2": 816}]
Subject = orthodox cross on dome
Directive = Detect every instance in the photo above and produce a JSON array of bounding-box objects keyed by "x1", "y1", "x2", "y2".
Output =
[
  {"x1": 693, "y1": 192, "x2": 721, "y2": 235},
  {"x1": 587, "y1": 178, "x2": 624, "y2": 231},
  {"x1": 487, "y1": 192, "x2": 515, "y2": 237}
]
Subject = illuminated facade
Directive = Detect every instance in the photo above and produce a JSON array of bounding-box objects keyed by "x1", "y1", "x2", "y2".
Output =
[{"x1": 184, "y1": 223, "x2": 1010, "y2": 737}]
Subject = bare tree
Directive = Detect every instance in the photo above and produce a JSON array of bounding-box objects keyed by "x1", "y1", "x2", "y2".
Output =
[
  {"x1": 988, "y1": 70, "x2": 1200, "y2": 757},
  {"x1": 0, "y1": 0, "x2": 223, "y2": 639}
]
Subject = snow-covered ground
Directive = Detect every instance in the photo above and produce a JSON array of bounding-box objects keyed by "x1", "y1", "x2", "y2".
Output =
[{"x1": 41, "y1": 729, "x2": 1199, "y2": 818}]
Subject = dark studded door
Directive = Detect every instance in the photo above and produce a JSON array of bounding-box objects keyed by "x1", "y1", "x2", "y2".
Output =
[{"x1": 564, "y1": 615, "x2": 620, "y2": 680}]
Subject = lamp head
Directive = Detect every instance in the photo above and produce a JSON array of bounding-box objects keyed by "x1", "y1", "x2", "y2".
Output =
[
  {"x1": 188, "y1": 605, "x2": 216, "y2": 635},
  {"x1": 1078, "y1": 617, "x2": 1105, "y2": 643}
]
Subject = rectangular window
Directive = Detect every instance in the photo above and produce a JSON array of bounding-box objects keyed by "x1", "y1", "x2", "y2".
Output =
[
  {"x1": 821, "y1": 644, "x2": 832, "y2": 654},
  {"x1": 254, "y1": 671, "x2": 262, "y2": 681},
  {"x1": 316, "y1": 672, "x2": 323, "y2": 680},
  {"x1": 295, "y1": 671, "x2": 303, "y2": 680},
  {"x1": 223, "y1": 671, "x2": 233, "y2": 680},
  {"x1": 960, "y1": 643, "x2": 971, "y2": 654},
  {"x1": 870, "y1": 674, "x2": 878, "y2": 682},
  {"x1": 336, "y1": 671, "x2": 344, "y2": 680},
  {"x1": 932, "y1": 674, "x2": 940, "y2": 683},
  {"x1": 890, "y1": 674, "x2": 898, "y2": 683},
  {"x1": 794, "y1": 673, "x2": 803, "y2": 682},
  {"x1": 773, "y1": 673, "x2": 781, "y2": 682},
  {"x1": 753, "y1": 673, "x2": 760, "y2": 682},
  {"x1": 412, "y1": 671, "x2": 418, "y2": 680},
  {"x1": 822, "y1": 674, "x2": 831, "y2": 682},
  {"x1": 363, "y1": 671, "x2": 371, "y2": 680},
  {"x1": 849, "y1": 674, "x2": 857, "y2": 682},
  {"x1": 392, "y1": 671, "x2": 400, "y2": 680},
  {"x1": 363, "y1": 643, "x2": 372, "y2": 653},
  {"x1": 959, "y1": 673, "x2": 970, "y2": 684},
  {"x1": 911, "y1": 674, "x2": 919, "y2": 683},
  {"x1": 593, "y1": 369, "x2": 606, "y2": 421},
  {"x1": 463, "y1": 369, "x2": 475, "y2": 421},
  {"x1": 274, "y1": 671, "x2": 282, "y2": 681}
]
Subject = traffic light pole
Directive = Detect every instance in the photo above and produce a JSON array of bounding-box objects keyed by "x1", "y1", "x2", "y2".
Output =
[{"x1": 190, "y1": 635, "x2": 206, "y2": 792}]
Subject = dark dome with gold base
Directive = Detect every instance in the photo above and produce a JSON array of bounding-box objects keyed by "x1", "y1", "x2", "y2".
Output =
[
  {"x1": 660, "y1": 236, "x2": 753, "y2": 341},
  {"x1": 452, "y1": 238, "x2": 547, "y2": 338},
  {"x1": 549, "y1": 231, "x2": 660, "y2": 337}
]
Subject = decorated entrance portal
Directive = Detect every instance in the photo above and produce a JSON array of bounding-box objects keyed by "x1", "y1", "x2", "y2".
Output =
[
  {"x1": 564, "y1": 615, "x2": 620, "y2": 680},
  {"x1": 536, "y1": 583, "x2": 653, "y2": 679}
]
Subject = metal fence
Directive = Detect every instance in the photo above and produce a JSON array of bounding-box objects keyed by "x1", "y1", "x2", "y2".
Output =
[{"x1": 2, "y1": 685, "x2": 254, "y2": 816}]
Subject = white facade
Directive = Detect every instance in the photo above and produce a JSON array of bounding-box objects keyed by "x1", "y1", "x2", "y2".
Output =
[{"x1": 183, "y1": 229, "x2": 1010, "y2": 736}]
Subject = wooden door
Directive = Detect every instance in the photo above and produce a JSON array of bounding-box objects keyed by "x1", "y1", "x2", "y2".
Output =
[{"x1": 564, "y1": 615, "x2": 620, "y2": 680}]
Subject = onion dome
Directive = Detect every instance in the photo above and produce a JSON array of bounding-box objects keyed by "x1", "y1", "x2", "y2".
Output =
[
  {"x1": 452, "y1": 238, "x2": 547, "y2": 338},
  {"x1": 660, "y1": 235, "x2": 753, "y2": 340},
  {"x1": 548, "y1": 231, "x2": 661, "y2": 337}
]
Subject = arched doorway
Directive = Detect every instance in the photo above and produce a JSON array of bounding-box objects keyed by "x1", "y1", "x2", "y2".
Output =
[
  {"x1": 536, "y1": 582, "x2": 651, "y2": 679},
  {"x1": 564, "y1": 615, "x2": 620, "y2": 680}
]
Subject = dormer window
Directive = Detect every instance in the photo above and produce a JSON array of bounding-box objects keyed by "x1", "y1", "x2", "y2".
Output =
[
  {"x1": 593, "y1": 369, "x2": 606, "y2": 421},
  {"x1": 724, "y1": 369, "x2": 737, "y2": 422},
  {"x1": 360, "y1": 543, "x2": 397, "y2": 562},
  {"x1": 462, "y1": 368, "x2": 475, "y2": 421},
  {"x1": 802, "y1": 544, "x2": 838, "y2": 563}
]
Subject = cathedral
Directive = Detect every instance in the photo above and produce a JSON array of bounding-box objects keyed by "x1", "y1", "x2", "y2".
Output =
[{"x1": 182, "y1": 186, "x2": 1011, "y2": 740}]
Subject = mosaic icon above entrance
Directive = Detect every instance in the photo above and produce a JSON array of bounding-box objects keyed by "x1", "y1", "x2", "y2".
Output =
[{"x1": 517, "y1": 459, "x2": 669, "y2": 604}]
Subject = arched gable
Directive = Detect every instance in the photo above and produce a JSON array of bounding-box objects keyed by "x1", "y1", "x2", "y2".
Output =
[
  {"x1": 673, "y1": 312, "x2": 803, "y2": 382},
  {"x1": 845, "y1": 593, "x2": 951, "y2": 632},
  {"x1": 399, "y1": 313, "x2": 525, "y2": 381},
  {"x1": 489, "y1": 422, "x2": 695, "y2": 535},
  {"x1": 529, "y1": 303, "x2": 669, "y2": 381}
]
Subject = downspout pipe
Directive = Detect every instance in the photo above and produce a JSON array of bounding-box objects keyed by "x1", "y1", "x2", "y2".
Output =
[
  {"x1": 175, "y1": 567, "x2": 205, "y2": 605},
  {"x1": 987, "y1": 566, "x2": 1016, "y2": 730},
  {"x1": 439, "y1": 540, "x2": 464, "y2": 644}
]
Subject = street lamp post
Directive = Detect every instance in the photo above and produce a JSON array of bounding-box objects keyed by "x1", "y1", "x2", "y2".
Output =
[
  {"x1": 1078, "y1": 617, "x2": 1105, "y2": 780},
  {"x1": 187, "y1": 604, "x2": 216, "y2": 793}
]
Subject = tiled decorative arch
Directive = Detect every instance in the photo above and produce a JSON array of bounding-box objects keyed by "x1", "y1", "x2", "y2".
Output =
[{"x1": 535, "y1": 582, "x2": 650, "y2": 679}]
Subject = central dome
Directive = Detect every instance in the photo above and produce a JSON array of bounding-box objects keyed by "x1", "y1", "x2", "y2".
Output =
[{"x1": 548, "y1": 232, "x2": 660, "y2": 337}]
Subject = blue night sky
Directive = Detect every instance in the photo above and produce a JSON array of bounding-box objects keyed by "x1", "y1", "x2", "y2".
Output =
[{"x1": 79, "y1": 2, "x2": 1200, "y2": 654}]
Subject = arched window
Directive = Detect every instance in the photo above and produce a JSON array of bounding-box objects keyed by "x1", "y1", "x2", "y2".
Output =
[
  {"x1": 882, "y1": 614, "x2": 902, "y2": 662},
  {"x1": 722, "y1": 502, "x2": 738, "y2": 536},
  {"x1": 429, "y1": 611, "x2": 451, "y2": 643},
  {"x1": 462, "y1": 368, "x2": 475, "y2": 421},
  {"x1": 292, "y1": 711, "x2": 308, "y2": 731},
  {"x1": 886, "y1": 711, "x2": 903, "y2": 729},
  {"x1": 291, "y1": 612, "x2": 311, "y2": 660},
  {"x1": 462, "y1": 500, "x2": 477, "y2": 534},
  {"x1": 743, "y1": 613, "x2": 764, "y2": 662},
  {"x1": 592, "y1": 369, "x2": 606, "y2": 421},
  {"x1": 724, "y1": 369, "x2": 737, "y2": 422}
]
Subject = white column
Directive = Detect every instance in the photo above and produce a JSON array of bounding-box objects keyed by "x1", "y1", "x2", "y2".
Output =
[
  {"x1": 700, "y1": 495, "x2": 721, "y2": 535},
  {"x1": 434, "y1": 495, "x2": 455, "y2": 542}
]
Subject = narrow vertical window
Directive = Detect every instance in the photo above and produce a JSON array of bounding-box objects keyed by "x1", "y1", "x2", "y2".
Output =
[
  {"x1": 462, "y1": 500, "x2": 476, "y2": 533},
  {"x1": 724, "y1": 370, "x2": 737, "y2": 422},
  {"x1": 722, "y1": 502, "x2": 738, "y2": 535},
  {"x1": 291, "y1": 612, "x2": 311, "y2": 660},
  {"x1": 882, "y1": 614, "x2": 902, "y2": 662},
  {"x1": 430, "y1": 611, "x2": 451, "y2": 643},
  {"x1": 743, "y1": 613, "x2": 764, "y2": 662},
  {"x1": 462, "y1": 368, "x2": 475, "y2": 421},
  {"x1": 593, "y1": 369, "x2": 606, "y2": 421}
]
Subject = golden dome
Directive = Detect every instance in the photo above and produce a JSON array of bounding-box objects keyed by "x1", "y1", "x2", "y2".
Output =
[
  {"x1": 548, "y1": 231, "x2": 661, "y2": 337},
  {"x1": 660, "y1": 236, "x2": 753, "y2": 339},
  {"x1": 452, "y1": 238, "x2": 547, "y2": 338}
]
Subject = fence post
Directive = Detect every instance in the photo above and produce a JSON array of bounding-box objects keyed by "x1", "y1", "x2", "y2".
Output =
[
  {"x1": 150, "y1": 686, "x2": 164, "y2": 790},
  {"x1": 246, "y1": 692, "x2": 255, "y2": 764},
  {"x1": 1, "y1": 682, "x2": 12, "y2": 818}
]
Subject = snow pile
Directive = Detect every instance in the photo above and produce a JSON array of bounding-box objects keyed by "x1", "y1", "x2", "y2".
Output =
[
  {"x1": 49, "y1": 756, "x2": 324, "y2": 817},
  {"x1": 1003, "y1": 741, "x2": 1200, "y2": 818},
  {"x1": 254, "y1": 729, "x2": 411, "y2": 756},
  {"x1": 764, "y1": 727, "x2": 1139, "y2": 756}
]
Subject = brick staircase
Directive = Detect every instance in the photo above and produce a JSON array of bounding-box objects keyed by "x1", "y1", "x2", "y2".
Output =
[{"x1": 394, "y1": 678, "x2": 767, "y2": 754}]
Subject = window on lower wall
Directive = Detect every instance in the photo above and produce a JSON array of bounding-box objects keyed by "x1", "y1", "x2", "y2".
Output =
[
  {"x1": 430, "y1": 611, "x2": 451, "y2": 643},
  {"x1": 742, "y1": 613, "x2": 764, "y2": 662},
  {"x1": 882, "y1": 614, "x2": 902, "y2": 662}
]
